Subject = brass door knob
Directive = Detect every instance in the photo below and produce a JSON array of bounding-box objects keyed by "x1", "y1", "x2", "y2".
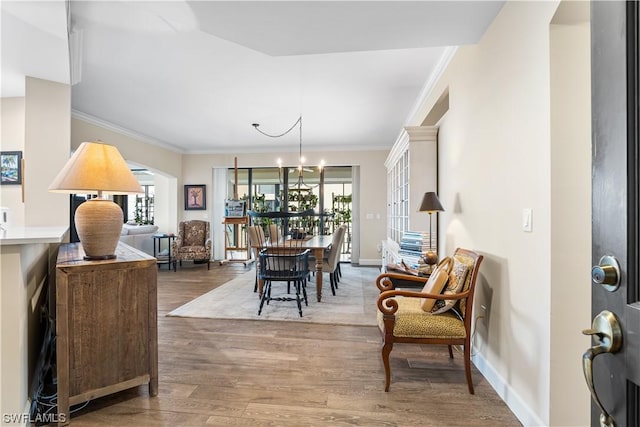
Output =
[
  {"x1": 591, "y1": 255, "x2": 620, "y2": 292},
  {"x1": 582, "y1": 310, "x2": 622, "y2": 427}
]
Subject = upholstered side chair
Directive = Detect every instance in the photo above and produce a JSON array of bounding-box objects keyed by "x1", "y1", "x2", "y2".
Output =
[
  {"x1": 376, "y1": 247, "x2": 484, "y2": 394},
  {"x1": 311, "y1": 225, "x2": 346, "y2": 295},
  {"x1": 172, "y1": 220, "x2": 212, "y2": 270}
]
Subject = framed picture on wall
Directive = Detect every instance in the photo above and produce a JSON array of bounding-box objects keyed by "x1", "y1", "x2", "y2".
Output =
[
  {"x1": 1, "y1": 151, "x2": 23, "y2": 185},
  {"x1": 184, "y1": 184, "x2": 206, "y2": 210}
]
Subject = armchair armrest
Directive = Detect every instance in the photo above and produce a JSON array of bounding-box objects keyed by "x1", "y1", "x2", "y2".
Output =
[
  {"x1": 377, "y1": 288, "x2": 471, "y2": 316},
  {"x1": 376, "y1": 272, "x2": 428, "y2": 292}
]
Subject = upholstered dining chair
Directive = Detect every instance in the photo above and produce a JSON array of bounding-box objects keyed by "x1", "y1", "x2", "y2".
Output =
[
  {"x1": 376, "y1": 247, "x2": 484, "y2": 394},
  {"x1": 247, "y1": 225, "x2": 267, "y2": 292},
  {"x1": 172, "y1": 220, "x2": 212, "y2": 270},
  {"x1": 311, "y1": 225, "x2": 346, "y2": 296}
]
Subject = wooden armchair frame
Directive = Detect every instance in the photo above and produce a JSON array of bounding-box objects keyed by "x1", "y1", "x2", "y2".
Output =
[{"x1": 376, "y1": 248, "x2": 483, "y2": 394}]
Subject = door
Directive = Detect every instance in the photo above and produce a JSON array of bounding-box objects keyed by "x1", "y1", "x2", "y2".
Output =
[{"x1": 589, "y1": 2, "x2": 640, "y2": 426}]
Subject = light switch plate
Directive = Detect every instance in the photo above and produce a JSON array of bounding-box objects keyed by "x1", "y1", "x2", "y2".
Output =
[{"x1": 522, "y1": 208, "x2": 533, "y2": 232}]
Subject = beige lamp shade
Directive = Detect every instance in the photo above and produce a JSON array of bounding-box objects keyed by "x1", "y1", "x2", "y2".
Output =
[
  {"x1": 49, "y1": 142, "x2": 143, "y2": 195},
  {"x1": 49, "y1": 142, "x2": 143, "y2": 260}
]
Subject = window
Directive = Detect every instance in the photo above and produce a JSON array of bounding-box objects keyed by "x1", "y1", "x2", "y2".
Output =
[{"x1": 228, "y1": 165, "x2": 353, "y2": 260}]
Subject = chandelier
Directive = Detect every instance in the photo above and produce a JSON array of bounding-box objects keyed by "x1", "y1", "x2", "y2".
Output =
[{"x1": 252, "y1": 116, "x2": 324, "y2": 189}]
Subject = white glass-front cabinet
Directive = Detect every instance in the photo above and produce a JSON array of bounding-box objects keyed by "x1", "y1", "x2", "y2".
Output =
[{"x1": 385, "y1": 126, "x2": 438, "y2": 246}]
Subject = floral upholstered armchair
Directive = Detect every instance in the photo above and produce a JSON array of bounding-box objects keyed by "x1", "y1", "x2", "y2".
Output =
[{"x1": 172, "y1": 220, "x2": 212, "y2": 270}]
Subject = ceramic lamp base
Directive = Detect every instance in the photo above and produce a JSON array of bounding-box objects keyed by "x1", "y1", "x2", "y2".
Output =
[{"x1": 75, "y1": 198, "x2": 123, "y2": 260}]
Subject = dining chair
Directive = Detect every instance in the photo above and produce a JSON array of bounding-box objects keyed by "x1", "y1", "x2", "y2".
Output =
[
  {"x1": 311, "y1": 225, "x2": 347, "y2": 295},
  {"x1": 257, "y1": 235, "x2": 310, "y2": 317},
  {"x1": 247, "y1": 225, "x2": 267, "y2": 292}
]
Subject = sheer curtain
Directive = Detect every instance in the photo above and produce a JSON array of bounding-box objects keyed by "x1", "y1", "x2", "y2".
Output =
[
  {"x1": 212, "y1": 168, "x2": 228, "y2": 260},
  {"x1": 351, "y1": 165, "x2": 360, "y2": 264}
]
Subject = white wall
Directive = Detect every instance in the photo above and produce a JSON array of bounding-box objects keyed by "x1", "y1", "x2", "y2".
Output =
[{"x1": 409, "y1": 1, "x2": 591, "y2": 425}]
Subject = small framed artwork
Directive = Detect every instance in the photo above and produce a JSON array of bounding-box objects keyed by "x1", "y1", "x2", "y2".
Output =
[
  {"x1": 1, "y1": 151, "x2": 23, "y2": 185},
  {"x1": 225, "y1": 199, "x2": 246, "y2": 217},
  {"x1": 184, "y1": 184, "x2": 206, "y2": 210}
]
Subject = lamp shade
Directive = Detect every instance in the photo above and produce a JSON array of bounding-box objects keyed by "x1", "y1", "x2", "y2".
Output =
[
  {"x1": 418, "y1": 192, "x2": 444, "y2": 213},
  {"x1": 49, "y1": 142, "x2": 142, "y2": 195},
  {"x1": 49, "y1": 141, "x2": 142, "y2": 260}
]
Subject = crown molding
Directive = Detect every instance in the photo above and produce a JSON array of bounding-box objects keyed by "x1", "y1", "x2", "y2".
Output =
[
  {"x1": 386, "y1": 46, "x2": 454, "y2": 167},
  {"x1": 71, "y1": 110, "x2": 185, "y2": 154},
  {"x1": 405, "y1": 46, "x2": 457, "y2": 125},
  {"x1": 404, "y1": 126, "x2": 438, "y2": 142},
  {"x1": 385, "y1": 128, "x2": 409, "y2": 169}
]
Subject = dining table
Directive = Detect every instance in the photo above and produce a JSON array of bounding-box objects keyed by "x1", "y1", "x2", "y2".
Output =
[{"x1": 256, "y1": 234, "x2": 333, "y2": 302}]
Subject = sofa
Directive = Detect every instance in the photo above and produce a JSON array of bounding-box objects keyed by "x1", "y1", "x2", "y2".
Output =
[{"x1": 119, "y1": 223, "x2": 159, "y2": 256}]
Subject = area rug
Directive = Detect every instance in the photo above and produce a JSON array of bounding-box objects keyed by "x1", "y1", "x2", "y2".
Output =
[{"x1": 167, "y1": 265, "x2": 381, "y2": 326}]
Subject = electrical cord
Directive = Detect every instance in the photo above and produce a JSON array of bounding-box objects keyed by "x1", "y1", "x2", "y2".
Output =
[
  {"x1": 448, "y1": 314, "x2": 485, "y2": 358},
  {"x1": 252, "y1": 116, "x2": 301, "y2": 138},
  {"x1": 470, "y1": 314, "x2": 485, "y2": 357},
  {"x1": 29, "y1": 289, "x2": 91, "y2": 425}
]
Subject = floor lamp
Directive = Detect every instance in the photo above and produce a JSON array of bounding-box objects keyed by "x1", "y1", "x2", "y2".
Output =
[{"x1": 418, "y1": 192, "x2": 444, "y2": 266}]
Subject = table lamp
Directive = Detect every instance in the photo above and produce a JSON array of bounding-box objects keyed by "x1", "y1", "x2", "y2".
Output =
[
  {"x1": 418, "y1": 191, "x2": 444, "y2": 265},
  {"x1": 49, "y1": 141, "x2": 142, "y2": 260}
]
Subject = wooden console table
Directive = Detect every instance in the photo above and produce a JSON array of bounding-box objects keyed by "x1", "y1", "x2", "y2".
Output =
[{"x1": 55, "y1": 242, "x2": 158, "y2": 425}]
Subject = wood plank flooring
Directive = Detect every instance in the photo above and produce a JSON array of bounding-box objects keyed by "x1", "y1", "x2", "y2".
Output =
[{"x1": 66, "y1": 262, "x2": 522, "y2": 426}]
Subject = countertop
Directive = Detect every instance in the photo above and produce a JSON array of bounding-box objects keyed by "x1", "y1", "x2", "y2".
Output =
[{"x1": 0, "y1": 226, "x2": 69, "y2": 245}]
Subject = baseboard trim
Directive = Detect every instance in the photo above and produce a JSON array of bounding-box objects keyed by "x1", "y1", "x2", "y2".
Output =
[{"x1": 472, "y1": 352, "x2": 545, "y2": 427}]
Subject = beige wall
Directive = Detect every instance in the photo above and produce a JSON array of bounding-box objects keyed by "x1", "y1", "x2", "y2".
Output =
[
  {"x1": 0, "y1": 97, "x2": 26, "y2": 226},
  {"x1": 549, "y1": 7, "x2": 591, "y2": 426},
  {"x1": 25, "y1": 77, "x2": 70, "y2": 227},
  {"x1": 410, "y1": 1, "x2": 591, "y2": 425}
]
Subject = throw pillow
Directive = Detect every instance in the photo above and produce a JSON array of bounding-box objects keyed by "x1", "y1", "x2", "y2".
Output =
[
  {"x1": 455, "y1": 253, "x2": 476, "y2": 314},
  {"x1": 419, "y1": 268, "x2": 450, "y2": 311},
  {"x1": 419, "y1": 256, "x2": 453, "y2": 312},
  {"x1": 431, "y1": 260, "x2": 469, "y2": 315}
]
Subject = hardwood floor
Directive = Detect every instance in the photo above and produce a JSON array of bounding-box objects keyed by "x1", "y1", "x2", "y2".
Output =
[{"x1": 66, "y1": 262, "x2": 521, "y2": 426}]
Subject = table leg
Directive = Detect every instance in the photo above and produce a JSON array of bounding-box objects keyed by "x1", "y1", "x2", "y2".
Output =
[{"x1": 314, "y1": 247, "x2": 323, "y2": 302}]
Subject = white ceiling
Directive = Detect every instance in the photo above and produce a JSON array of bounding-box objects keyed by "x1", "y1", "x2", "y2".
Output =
[
  {"x1": 3, "y1": 1, "x2": 505, "y2": 154},
  {"x1": 1, "y1": 1, "x2": 69, "y2": 98}
]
